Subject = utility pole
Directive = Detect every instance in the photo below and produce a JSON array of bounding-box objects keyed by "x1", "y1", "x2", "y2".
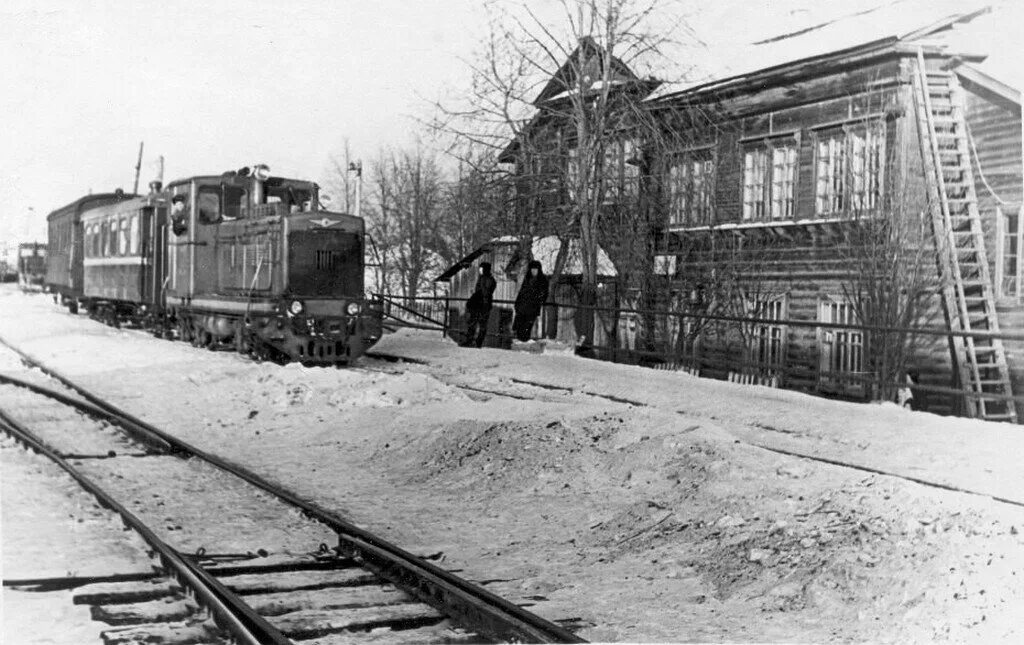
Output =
[{"x1": 132, "y1": 142, "x2": 144, "y2": 195}]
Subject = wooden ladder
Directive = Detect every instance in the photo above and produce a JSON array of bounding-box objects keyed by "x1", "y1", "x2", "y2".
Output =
[{"x1": 912, "y1": 49, "x2": 1017, "y2": 422}]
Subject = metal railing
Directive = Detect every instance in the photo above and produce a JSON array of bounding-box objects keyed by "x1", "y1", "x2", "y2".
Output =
[{"x1": 377, "y1": 294, "x2": 1024, "y2": 421}]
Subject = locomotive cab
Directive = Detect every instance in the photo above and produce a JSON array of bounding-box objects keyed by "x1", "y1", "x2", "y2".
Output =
[{"x1": 164, "y1": 167, "x2": 381, "y2": 363}]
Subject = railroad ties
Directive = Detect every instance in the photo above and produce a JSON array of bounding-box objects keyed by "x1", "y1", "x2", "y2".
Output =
[{"x1": 0, "y1": 340, "x2": 581, "y2": 644}]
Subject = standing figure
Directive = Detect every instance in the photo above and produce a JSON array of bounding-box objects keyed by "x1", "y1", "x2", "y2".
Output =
[
  {"x1": 464, "y1": 261, "x2": 497, "y2": 348},
  {"x1": 513, "y1": 260, "x2": 549, "y2": 342}
]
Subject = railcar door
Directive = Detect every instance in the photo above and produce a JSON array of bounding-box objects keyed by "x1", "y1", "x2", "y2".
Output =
[
  {"x1": 149, "y1": 204, "x2": 168, "y2": 307},
  {"x1": 167, "y1": 185, "x2": 193, "y2": 300}
]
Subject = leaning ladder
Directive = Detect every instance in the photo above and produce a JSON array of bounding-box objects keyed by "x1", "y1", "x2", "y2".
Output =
[{"x1": 912, "y1": 48, "x2": 1016, "y2": 422}]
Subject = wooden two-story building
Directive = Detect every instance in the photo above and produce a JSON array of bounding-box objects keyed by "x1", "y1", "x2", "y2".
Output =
[{"x1": 501, "y1": 6, "x2": 1023, "y2": 421}]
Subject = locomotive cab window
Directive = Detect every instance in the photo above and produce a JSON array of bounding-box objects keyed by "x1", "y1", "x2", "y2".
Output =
[
  {"x1": 265, "y1": 184, "x2": 312, "y2": 212},
  {"x1": 198, "y1": 188, "x2": 221, "y2": 224},
  {"x1": 222, "y1": 184, "x2": 247, "y2": 220}
]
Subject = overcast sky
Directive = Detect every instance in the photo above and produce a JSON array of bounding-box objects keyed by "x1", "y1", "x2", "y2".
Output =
[{"x1": 1, "y1": 0, "x2": 1019, "y2": 243}]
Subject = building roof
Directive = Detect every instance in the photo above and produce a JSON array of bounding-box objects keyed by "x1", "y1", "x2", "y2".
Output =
[{"x1": 647, "y1": 2, "x2": 995, "y2": 104}]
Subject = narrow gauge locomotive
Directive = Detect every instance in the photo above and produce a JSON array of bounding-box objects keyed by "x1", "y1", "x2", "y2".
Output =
[
  {"x1": 16, "y1": 242, "x2": 48, "y2": 291},
  {"x1": 54, "y1": 166, "x2": 382, "y2": 365}
]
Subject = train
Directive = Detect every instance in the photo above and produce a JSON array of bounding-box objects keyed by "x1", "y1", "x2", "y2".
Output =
[
  {"x1": 16, "y1": 242, "x2": 48, "y2": 291},
  {"x1": 45, "y1": 166, "x2": 383, "y2": 365}
]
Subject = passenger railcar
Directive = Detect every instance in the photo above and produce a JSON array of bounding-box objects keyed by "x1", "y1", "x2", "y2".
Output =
[
  {"x1": 46, "y1": 191, "x2": 136, "y2": 312},
  {"x1": 80, "y1": 188, "x2": 167, "y2": 326},
  {"x1": 68, "y1": 166, "x2": 381, "y2": 365},
  {"x1": 16, "y1": 242, "x2": 47, "y2": 291}
]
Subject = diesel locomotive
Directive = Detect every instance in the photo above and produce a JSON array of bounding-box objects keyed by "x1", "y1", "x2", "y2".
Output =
[{"x1": 47, "y1": 166, "x2": 382, "y2": 365}]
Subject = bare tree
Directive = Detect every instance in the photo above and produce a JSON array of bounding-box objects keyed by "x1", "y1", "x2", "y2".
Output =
[
  {"x1": 840, "y1": 197, "x2": 942, "y2": 402},
  {"x1": 366, "y1": 146, "x2": 448, "y2": 300},
  {"x1": 431, "y1": 0, "x2": 699, "y2": 342}
]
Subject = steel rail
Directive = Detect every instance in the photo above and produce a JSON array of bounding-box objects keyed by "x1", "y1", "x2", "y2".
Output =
[
  {"x1": 0, "y1": 337, "x2": 585, "y2": 643},
  {"x1": 0, "y1": 410, "x2": 292, "y2": 645}
]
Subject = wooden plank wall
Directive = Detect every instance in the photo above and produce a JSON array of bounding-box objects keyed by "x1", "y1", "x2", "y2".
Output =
[
  {"x1": 659, "y1": 56, "x2": 959, "y2": 411},
  {"x1": 963, "y1": 78, "x2": 1024, "y2": 418}
]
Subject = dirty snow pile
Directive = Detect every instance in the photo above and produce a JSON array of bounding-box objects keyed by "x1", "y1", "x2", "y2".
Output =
[{"x1": 2, "y1": 286, "x2": 1024, "y2": 643}]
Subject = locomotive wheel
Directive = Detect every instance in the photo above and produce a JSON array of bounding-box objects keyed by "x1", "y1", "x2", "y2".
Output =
[
  {"x1": 177, "y1": 318, "x2": 194, "y2": 343},
  {"x1": 234, "y1": 323, "x2": 250, "y2": 354}
]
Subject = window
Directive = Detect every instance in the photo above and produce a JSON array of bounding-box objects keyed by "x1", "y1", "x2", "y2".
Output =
[
  {"x1": 101, "y1": 222, "x2": 110, "y2": 256},
  {"x1": 129, "y1": 214, "x2": 140, "y2": 255},
  {"x1": 996, "y1": 205, "x2": 1023, "y2": 299},
  {"x1": 743, "y1": 138, "x2": 797, "y2": 221},
  {"x1": 667, "y1": 149, "x2": 714, "y2": 226},
  {"x1": 118, "y1": 218, "x2": 129, "y2": 255},
  {"x1": 815, "y1": 124, "x2": 884, "y2": 216},
  {"x1": 742, "y1": 148, "x2": 767, "y2": 220},
  {"x1": 223, "y1": 185, "x2": 247, "y2": 220},
  {"x1": 566, "y1": 147, "x2": 579, "y2": 200},
  {"x1": 818, "y1": 298, "x2": 865, "y2": 395},
  {"x1": 198, "y1": 189, "x2": 220, "y2": 224},
  {"x1": 770, "y1": 145, "x2": 798, "y2": 219},
  {"x1": 598, "y1": 138, "x2": 640, "y2": 202},
  {"x1": 850, "y1": 129, "x2": 884, "y2": 211},
  {"x1": 750, "y1": 297, "x2": 786, "y2": 370}
]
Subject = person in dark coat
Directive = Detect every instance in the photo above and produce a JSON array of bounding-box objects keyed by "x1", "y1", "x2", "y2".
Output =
[
  {"x1": 463, "y1": 261, "x2": 497, "y2": 348},
  {"x1": 512, "y1": 260, "x2": 549, "y2": 342}
]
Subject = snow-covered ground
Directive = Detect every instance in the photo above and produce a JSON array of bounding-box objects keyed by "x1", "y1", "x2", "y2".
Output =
[{"x1": 2, "y1": 284, "x2": 1023, "y2": 642}]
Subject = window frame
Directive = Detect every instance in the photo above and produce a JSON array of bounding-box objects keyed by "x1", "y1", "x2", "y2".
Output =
[
  {"x1": 665, "y1": 144, "x2": 716, "y2": 227},
  {"x1": 600, "y1": 136, "x2": 641, "y2": 203},
  {"x1": 741, "y1": 134, "x2": 799, "y2": 222},
  {"x1": 747, "y1": 294, "x2": 788, "y2": 373},
  {"x1": 817, "y1": 296, "x2": 866, "y2": 397},
  {"x1": 118, "y1": 217, "x2": 129, "y2": 256},
  {"x1": 197, "y1": 187, "x2": 222, "y2": 224},
  {"x1": 129, "y1": 213, "x2": 140, "y2": 255},
  {"x1": 812, "y1": 120, "x2": 886, "y2": 218}
]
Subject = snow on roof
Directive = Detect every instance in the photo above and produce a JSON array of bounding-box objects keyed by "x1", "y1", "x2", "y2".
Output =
[
  {"x1": 529, "y1": 235, "x2": 617, "y2": 277},
  {"x1": 646, "y1": 0, "x2": 1010, "y2": 101}
]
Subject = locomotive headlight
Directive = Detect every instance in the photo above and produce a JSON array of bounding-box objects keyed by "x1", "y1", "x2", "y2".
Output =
[
  {"x1": 346, "y1": 302, "x2": 361, "y2": 316},
  {"x1": 288, "y1": 300, "x2": 304, "y2": 316}
]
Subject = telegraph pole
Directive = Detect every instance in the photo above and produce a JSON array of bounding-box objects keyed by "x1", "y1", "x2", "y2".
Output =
[{"x1": 132, "y1": 142, "x2": 144, "y2": 195}]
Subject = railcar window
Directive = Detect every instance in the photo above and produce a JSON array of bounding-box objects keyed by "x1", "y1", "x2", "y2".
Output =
[
  {"x1": 101, "y1": 222, "x2": 109, "y2": 256},
  {"x1": 118, "y1": 218, "x2": 129, "y2": 255},
  {"x1": 198, "y1": 189, "x2": 220, "y2": 224},
  {"x1": 129, "y1": 214, "x2": 140, "y2": 254}
]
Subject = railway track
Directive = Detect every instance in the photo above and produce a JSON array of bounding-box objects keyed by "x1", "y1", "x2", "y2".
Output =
[{"x1": 0, "y1": 339, "x2": 584, "y2": 644}]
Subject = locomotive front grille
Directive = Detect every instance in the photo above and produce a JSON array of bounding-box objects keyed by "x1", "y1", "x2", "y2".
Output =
[{"x1": 288, "y1": 230, "x2": 361, "y2": 297}]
